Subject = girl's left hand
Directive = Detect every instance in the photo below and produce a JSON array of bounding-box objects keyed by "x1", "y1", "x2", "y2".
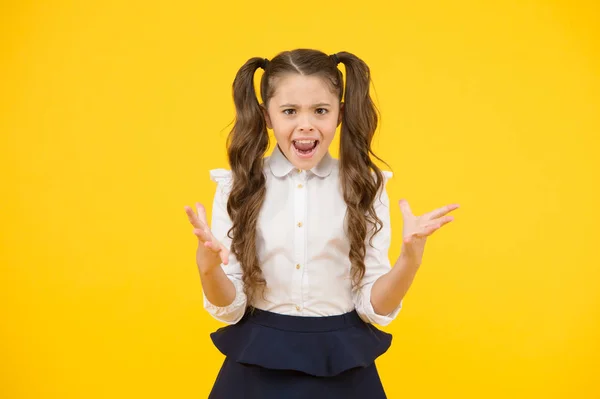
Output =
[{"x1": 398, "y1": 199, "x2": 460, "y2": 266}]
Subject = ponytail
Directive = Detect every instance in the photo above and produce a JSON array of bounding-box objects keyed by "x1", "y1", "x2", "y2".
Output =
[
  {"x1": 336, "y1": 52, "x2": 386, "y2": 285},
  {"x1": 226, "y1": 57, "x2": 270, "y2": 304}
]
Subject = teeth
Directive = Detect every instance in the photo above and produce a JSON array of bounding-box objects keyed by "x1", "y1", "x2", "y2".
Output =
[{"x1": 294, "y1": 140, "x2": 316, "y2": 144}]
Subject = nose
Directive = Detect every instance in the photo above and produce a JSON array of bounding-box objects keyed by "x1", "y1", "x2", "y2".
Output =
[{"x1": 298, "y1": 114, "x2": 315, "y2": 132}]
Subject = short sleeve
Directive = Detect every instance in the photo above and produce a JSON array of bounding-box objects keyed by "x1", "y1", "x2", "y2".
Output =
[
  {"x1": 352, "y1": 171, "x2": 402, "y2": 326},
  {"x1": 202, "y1": 169, "x2": 247, "y2": 324}
]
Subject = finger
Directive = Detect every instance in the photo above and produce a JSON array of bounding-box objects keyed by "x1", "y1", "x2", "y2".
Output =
[
  {"x1": 415, "y1": 216, "x2": 453, "y2": 238},
  {"x1": 220, "y1": 247, "x2": 229, "y2": 266},
  {"x1": 434, "y1": 215, "x2": 454, "y2": 227},
  {"x1": 398, "y1": 199, "x2": 413, "y2": 218},
  {"x1": 193, "y1": 228, "x2": 212, "y2": 242},
  {"x1": 423, "y1": 203, "x2": 460, "y2": 220},
  {"x1": 410, "y1": 225, "x2": 438, "y2": 240},
  {"x1": 184, "y1": 206, "x2": 204, "y2": 229},
  {"x1": 196, "y1": 202, "x2": 208, "y2": 225},
  {"x1": 204, "y1": 240, "x2": 218, "y2": 251},
  {"x1": 204, "y1": 241, "x2": 229, "y2": 266}
]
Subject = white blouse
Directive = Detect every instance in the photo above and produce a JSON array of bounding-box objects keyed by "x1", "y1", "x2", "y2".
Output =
[{"x1": 203, "y1": 145, "x2": 402, "y2": 326}]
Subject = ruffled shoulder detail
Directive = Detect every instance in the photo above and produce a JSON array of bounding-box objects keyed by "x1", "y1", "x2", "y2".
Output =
[
  {"x1": 209, "y1": 168, "x2": 232, "y2": 183},
  {"x1": 370, "y1": 170, "x2": 393, "y2": 182},
  {"x1": 209, "y1": 169, "x2": 233, "y2": 195},
  {"x1": 210, "y1": 310, "x2": 392, "y2": 377}
]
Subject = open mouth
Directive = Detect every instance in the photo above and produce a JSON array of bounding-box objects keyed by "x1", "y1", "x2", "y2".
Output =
[{"x1": 292, "y1": 139, "x2": 319, "y2": 158}]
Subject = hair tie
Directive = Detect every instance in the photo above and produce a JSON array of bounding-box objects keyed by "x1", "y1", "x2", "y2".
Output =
[
  {"x1": 261, "y1": 58, "x2": 269, "y2": 70},
  {"x1": 330, "y1": 53, "x2": 340, "y2": 65}
]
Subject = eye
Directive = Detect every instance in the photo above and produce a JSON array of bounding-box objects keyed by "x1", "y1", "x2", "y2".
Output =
[
  {"x1": 315, "y1": 108, "x2": 328, "y2": 115},
  {"x1": 282, "y1": 109, "x2": 296, "y2": 115}
]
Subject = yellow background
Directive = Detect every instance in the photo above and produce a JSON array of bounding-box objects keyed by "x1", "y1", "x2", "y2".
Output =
[{"x1": 1, "y1": 0, "x2": 599, "y2": 397}]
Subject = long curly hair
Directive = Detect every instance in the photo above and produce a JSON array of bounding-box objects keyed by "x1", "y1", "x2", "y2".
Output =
[{"x1": 226, "y1": 48, "x2": 387, "y2": 304}]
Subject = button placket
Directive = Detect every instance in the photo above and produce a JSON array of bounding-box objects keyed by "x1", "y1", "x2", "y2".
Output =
[{"x1": 292, "y1": 170, "x2": 307, "y2": 313}]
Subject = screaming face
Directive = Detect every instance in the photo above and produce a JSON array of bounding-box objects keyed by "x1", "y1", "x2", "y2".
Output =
[{"x1": 263, "y1": 74, "x2": 342, "y2": 171}]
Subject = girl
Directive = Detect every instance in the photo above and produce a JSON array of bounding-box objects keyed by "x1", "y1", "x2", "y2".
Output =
[{"x1": 184, "y1": 49, "x2": 459, "y2": 398}]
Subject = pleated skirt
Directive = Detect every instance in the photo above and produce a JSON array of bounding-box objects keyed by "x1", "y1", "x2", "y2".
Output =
[{"x1": 208, "y1": 308, "x2": 392, "y2": 398}]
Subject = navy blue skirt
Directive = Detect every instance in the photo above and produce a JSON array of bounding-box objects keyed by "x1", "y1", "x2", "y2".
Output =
[{"x1": 208, "y1": 308, "x2": 392, "y2": 398}]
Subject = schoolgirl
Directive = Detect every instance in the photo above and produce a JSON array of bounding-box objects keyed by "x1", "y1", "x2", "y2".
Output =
[{"x1": 184, "y1": 48, "x2": 459, "y2": 398}]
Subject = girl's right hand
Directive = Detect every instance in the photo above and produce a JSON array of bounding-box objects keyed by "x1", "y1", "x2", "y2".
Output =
[{"x1": 184, "y1": 202, "x2": 230, "y2": 271}]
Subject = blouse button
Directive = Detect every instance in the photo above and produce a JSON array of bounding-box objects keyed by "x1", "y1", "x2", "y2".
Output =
[
  {"x1": 296, "y1": 264, "x2": 301, "y2": 270},
  {"x1": 297, "y1": 184, "x2": 303, "y2": 189},
  {"x1": 297, "y1": 169, "x2": 302, "y2": 173},
  {"x1": 295, "y1": 305, "x2": 301, "y2": 311},
  {"x1": 297, "y1": 222, "x2": 303, "y2": 227}
]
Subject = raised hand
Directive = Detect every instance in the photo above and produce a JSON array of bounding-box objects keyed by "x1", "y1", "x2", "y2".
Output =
[
  {"x1": 398, "y1": 199, "x2": 459, "y2": 266},
  {"x1": 184, "y1": 202, "x2": 229, "y2": 270}
]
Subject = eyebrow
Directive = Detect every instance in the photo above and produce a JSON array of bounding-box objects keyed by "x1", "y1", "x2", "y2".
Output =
[{"x1": 279, "y1": 103, "x2": 332, "y2": 108}]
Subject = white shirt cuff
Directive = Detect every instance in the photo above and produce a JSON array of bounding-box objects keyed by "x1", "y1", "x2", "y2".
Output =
[
  {"x1": 203, "y1": 278, "x2": 247, "y2": 325},
  {"x1": 356, "y1": 282, "x2": 402, "y2": 326}
]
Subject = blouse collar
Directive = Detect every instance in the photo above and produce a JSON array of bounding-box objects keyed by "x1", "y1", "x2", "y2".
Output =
[{"x1": 268, "y1": 144, "x2": 334, "y2": 178}]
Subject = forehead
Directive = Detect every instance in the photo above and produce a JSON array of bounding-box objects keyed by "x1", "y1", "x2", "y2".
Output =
[{"x1": 269, "y1": 73, "x2": 337, "y2": 104}]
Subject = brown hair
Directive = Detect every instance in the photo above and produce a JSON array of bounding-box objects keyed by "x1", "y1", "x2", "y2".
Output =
[{"x1": 226, "y1": 49, "x2": 387, "y2": 304}]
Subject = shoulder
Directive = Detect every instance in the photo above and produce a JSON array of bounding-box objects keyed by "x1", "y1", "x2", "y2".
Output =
[
  {"x1": 209, "y1": 168, "x2": 232, "y2": 183},
  {"x1": 209, "y1": 169, "x2": 233, "y2": 196},
  {"x1": 370, "y1": 169, "x2": 393, "y2": 184}
]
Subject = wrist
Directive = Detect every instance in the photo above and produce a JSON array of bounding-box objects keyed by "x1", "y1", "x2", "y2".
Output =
[
  {"x1": 197, "y1": 257, "x2": 223, "y2": 277},
  {"x1": 398, "y1": 250, "x2": 422, "y2": 269}
]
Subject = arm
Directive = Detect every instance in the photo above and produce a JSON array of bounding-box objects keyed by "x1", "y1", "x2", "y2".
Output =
[
  {"x1": 186, "y1": 200, "x2": 238, "y2": 308},
  {"x1": 372, "y1": 194, "x2": 460, "y2": 315},
  {"x1": 352, "y1": 171, "x2": 403, "y2": 326},
  {"x1": 198, "y1": 255, "x2": 237, "y2": 308},
  {"x1": 371, "y1": 253, "x2": 419, "y2": 316},
  {"x1": 187, "y1": 169, "x2": 247, "y2": 325}
]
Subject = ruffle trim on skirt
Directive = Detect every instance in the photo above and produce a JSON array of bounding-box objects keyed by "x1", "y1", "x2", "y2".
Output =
[{"x1": 210, "y1": 308, "x2": 392, "y2": 377}]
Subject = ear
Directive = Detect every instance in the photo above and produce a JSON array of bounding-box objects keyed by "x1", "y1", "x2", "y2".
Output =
[
  {"x1": 337, "y1": 102, "x2": 344, "y2": 126},
  {"x1": 261, "y1": 103, "x2": 273, "y2": 129}
]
